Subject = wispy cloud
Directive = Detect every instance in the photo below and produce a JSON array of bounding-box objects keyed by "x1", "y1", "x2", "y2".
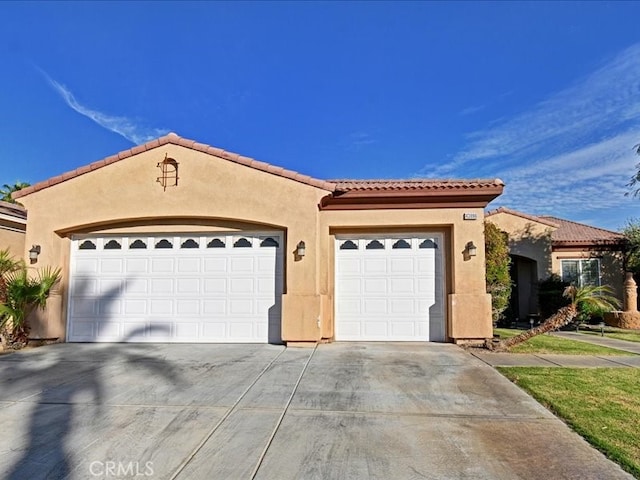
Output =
[
  {"x1": 459, "y1": 104, "x2": 485, "y2": 116},
  {"x1": 38, "y1": 68, "x2": 168, "y2": 145},
  {"x1": 346, "y1": 131, "x2": 377, "y2": 150},
  {"x1": 421, "y1": 43, "x2": 640, "y2": 229}
]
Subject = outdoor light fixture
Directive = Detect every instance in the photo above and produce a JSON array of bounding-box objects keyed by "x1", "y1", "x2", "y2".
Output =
[
  {"x1": 296, "y1": 241, "x2": 306, "y2": 257},
  {"x1": 465, "y1": 241, "x2": 477, "y2": 257},
  {"x1": 29, "y1": 245, "x2": 41, "y2": 264}
]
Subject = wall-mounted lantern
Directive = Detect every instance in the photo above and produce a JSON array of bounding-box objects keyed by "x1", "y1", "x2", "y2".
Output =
[
  {"x1": 29, "y1": 245, "x2": 41, "y2": 264},
  {"x1": 296, "y1": 241, "x2": 306, "y2": 258},
  {"x1": 465, "y1": 241, "x2": 477, "y2": 257}
]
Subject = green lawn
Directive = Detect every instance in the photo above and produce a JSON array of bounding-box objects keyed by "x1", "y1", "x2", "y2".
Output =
[
  {"x1": 493, "y1": 328, "x2": 634, "y2": 355},
  {"x1": 498, "y1": 367, "x2": 640, "y2": 478},
  {"x1": 579, "y1": 328, "x2": 640, "y2": 344}
]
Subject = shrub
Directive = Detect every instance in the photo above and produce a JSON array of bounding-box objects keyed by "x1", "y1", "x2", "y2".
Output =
[{"x1": 485, "y1": 222, "x2": 512, "y2": 326}]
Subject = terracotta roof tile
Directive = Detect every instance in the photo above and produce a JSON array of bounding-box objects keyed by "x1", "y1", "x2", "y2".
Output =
[
  {"x1": 0, "y1": 200, "x2": 27, "y2": 220},
  {"x1": 485, "y1": 207, "x2": 559, "y2": 228},
  {"x1": 332, "y1": 178, "x2": 504, "y2": 192},
  {"x1": 486, "y1": 207, "x2": 624, "y2": 246},
  {"x1": 539, "y1": 216, "x2": 625, "y2": 244},
  {"x1": 13, "y1": 133, "x2": 504, "y2": 200}
]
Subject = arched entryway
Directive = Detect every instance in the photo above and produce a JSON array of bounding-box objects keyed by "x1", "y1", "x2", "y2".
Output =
[{"x1": 508, "y1": 254, "x2": 539, "y2": 322}]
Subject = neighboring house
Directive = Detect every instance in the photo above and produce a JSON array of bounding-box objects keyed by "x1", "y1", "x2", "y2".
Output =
[
  {"x1": 0, "y1": 200, "x2": 26, "y2": 258},
  {"x1": 486, "y1": 207, "x2": 626, "y2": 321},
  {"x1": 14, "y1": 133, "x2": 503, "y2": 345}
]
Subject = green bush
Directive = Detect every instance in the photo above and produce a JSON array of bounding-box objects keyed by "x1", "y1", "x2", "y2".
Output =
[{"x1": 485, "y1": 222, "x2": 512, "y2": 326}]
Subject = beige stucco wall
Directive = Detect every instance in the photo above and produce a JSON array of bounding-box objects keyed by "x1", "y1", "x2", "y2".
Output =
[
  {"x1": 0, "y1": 226, "x2": 25, "y2": 259},
  {"x1": 18, "y1": 143, "x2": 493, "y2": 343},
  {"x1": 486, "y1": 212, "x2": 555, "y2": 280}
]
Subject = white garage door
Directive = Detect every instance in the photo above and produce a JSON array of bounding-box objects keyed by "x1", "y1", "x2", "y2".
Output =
[
  {"x1": 67, "y1": 233, "x2": 283, "y2": 343},
  {"x1": 335, "y1": 234, "x2": 445, "y2": 341}
]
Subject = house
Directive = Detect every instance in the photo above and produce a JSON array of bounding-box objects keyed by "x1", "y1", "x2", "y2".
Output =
[
  {"x1": 13, "y1": 133, "x2": 503, "y2": 345},
  {"x1": 0, "y1": 200, "x2": 26, "y2": 259},
  {"x1": 486, "y1": 207, "x2": 626, "y2": 321}
]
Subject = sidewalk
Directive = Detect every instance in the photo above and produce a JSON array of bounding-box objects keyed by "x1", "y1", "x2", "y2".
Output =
[{"x1": 470, "y1": 331, "x2": 640, "y2": 367}]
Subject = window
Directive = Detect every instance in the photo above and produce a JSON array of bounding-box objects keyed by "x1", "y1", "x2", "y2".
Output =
[
  {"x1": 233, "y1": 237, "x2": 252, "y2": 248},
  {"x1": 155, "y1": 239, "x2": 173, "y2": 249},
  {"x1": 419, "y1": 239, "x2": 437, "y2": 249},
  {"x1": 561, "y1": 259, "x2": 600, "y2": 287},
  {"x1": 365, "y1": 240, "x2": 384, "y2": 250},
  {"x1": 207, "y1": 238, "x2": 225, "y2": 248},
  {"x1": 339, "y1": 240, "x2": 358, "y2": 250},
  {"x1": 129, "y1": 239, "x2": 147, "y2": 249},
  {"x1": 104, "y1": 240, "x2": 122, "y2": 250},
  {"x1": 78, "y1": 240, "x2": 96, "y2": 250},
  {"x1": 392, "y1": 239, "x2": 411, "y2": 249},
  {"x1": 181, "y1": 239, "x2": 199, "y2": 249},
  {"x1": 260, "y1": 237, "x2": 279, "y2": 247}
]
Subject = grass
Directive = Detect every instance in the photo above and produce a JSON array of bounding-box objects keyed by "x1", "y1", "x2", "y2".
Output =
[
  {"x1": 578, "y1": 328, "x2": 640, "y2": 344},
  {"x1": 498, "y1": 367, "x2": 640, "y2": 478},
  {"x1": 493, "y1": 328, "x2": 634, "y2": 355}
]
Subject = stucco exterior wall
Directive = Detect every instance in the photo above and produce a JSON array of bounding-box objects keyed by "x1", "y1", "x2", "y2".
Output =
[
  {"x1": 552, "y1": 250, "x2": 625, "y2": 302},
  {"x1": 486, "y1": 212, "x2": 555, "y2": 280},
  {"x1": 0, "y1": 226, "x2": 25, "y2": 259},
  {"x1": 18, "y1": 143, "x2": 494, "y2": 343},
  {"x1": 19, "y1": 144, "x2": 328, "y2": 340}
]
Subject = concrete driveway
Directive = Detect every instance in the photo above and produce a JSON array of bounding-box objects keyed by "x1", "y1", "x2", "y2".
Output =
[{"x1": 0, "y1": 343, "x2": 632, "y2": 480}]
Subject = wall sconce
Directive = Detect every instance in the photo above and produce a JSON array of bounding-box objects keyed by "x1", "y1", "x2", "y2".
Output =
[
  {"x1": 296, "y1": 241, "x2": 306, "y2": 258},
  {"x1": 465, "y1": 241, "x2": 477, "y2": 257},
  {"x1": 29, "y1": 245, "x2": 41, "y2": 264}
]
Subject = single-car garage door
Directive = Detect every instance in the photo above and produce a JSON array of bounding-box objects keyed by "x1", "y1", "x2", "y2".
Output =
[
  {"x1": 67, "y1": 233, "x2": 283, "y2": 343},
  {"x1": 335, "y1": 234, "x2": 445, "y2": 341}
]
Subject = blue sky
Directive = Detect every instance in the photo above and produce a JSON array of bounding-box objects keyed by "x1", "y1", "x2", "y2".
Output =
[{"x1": 1, "y1": 1, "x2": 639, "y2": 230}]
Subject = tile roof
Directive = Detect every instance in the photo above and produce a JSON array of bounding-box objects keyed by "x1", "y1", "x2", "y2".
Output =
[
  {"x1": 539, "y1": 216, "x2": 625, "y2": 245},
  {"x1": 485, "y1": 207, "x2": 559, "y2": 227},
  {"x1": 0, "y1": 200, "x2": 27, "y2": 221},
  {"x1": 13, "y1": 133, "x2": 504, "y2": 200},
  {"x1": 13, "y1": 133, "x2": 337, "y2": 199},
  {"x1": 486, "y1": 207, "x2": 625, "y2": 246},
  {"x1": 332, "y1": 179, "x2": 504, "y2": 192}
]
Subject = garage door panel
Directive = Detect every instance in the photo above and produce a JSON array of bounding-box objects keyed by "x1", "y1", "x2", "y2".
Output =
[
  {"x1": 177, "y1": 278, "x2": 200, "y2": 294},
  {"x1": 100, "y1": 259, "x2": 124, "y2": 274},
  {"x1": 336, "y1": 234, "x2": 445, "y2": 342},
  {"x1": 363, "y1": 258, "x2": 386, "y2": 273},
  {"x1": 204, "y1": 258, "x2": 227, "y2": 273},
  {"x1": 75, "y1": 259, "x2": 98, "y2": 274},
  {"x1": 126, "y1": 258, "x2": 148, "y2": 273},
  {"x1": 71, "y1": 298, "x2": 98, "y2": 316},
  {"x1": 151, "y1": 258, "x2": 174, "y2": 273},
  {"x1": 177, "y1": 299, "x2": 200, "y2": 315},
  {"x1": 177, "y1": 258, "x2": 201, "y2": 273},
  {"x1": 125, "y1": 278, "x2": 148, "y2": 294},
  {"x1": 150, "y1": 299, "x2": 173, "y2": 315},
  {"x1": 203, "y1": 299, "x2": 226, "y2": 315},
  {"x1": 124, "y1": 300, "x2": 147, "y2": 315}
]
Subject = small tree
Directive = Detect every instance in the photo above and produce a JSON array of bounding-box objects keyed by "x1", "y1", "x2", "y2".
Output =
[
  {"x1": 485, "y1": 221, "x2": 512, "y2": 326},
  {"x1": 0, "y1": 258, "x2": 60, "y2": 348},
  {"x1": 488, "y1": 285, "x2": 620, "y2": 352}
]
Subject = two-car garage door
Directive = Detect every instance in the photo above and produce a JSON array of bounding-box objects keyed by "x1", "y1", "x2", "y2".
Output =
[{"x1": 67, "y1": 233, "x2": 283, "y2": 343}]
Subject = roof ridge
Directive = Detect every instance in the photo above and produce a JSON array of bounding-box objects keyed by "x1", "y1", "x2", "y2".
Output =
[
  {"x1": 485, "y1": 206, "x2": 559, "y2": 227},
  {"x1": 13, "y1": 132, "x2": 337, "y2": 199}
]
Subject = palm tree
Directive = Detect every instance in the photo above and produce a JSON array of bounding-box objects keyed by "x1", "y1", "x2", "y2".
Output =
[
  {"x1": 0, "y1": 265, "x2": 61, "y2": 346},
  {"x1": 488, "y1": 285, "x2": 620, "y2": 352},
  {"x1": 0, "y1": 182, "x2": 30, "y2": 203}
]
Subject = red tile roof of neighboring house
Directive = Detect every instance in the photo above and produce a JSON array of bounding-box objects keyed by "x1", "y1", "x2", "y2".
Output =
[
  {"x1": 13, "y1": 133, "x2": 503, "y2": 200},
  {"x1": 539, "y1": 216, "x2": 625, "y2": 245},
  {"x1": 0, "y1": 200, "x2": 27, "y2": 221},
  {"x1": 486, "y1": 207, "x2": 625, "y2": 247},
  {"x1": 485, "y1": 206, "x2": 560, "y2": 228}
]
